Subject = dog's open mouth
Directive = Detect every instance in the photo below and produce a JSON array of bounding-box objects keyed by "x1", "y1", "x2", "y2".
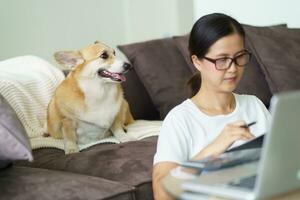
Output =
[{"x1": 98, "y1": 70, "x2": 126, "y2": 82}]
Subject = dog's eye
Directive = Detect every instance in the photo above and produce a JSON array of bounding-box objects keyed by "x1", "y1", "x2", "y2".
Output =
[{"x1": 100, "y1": 52, "x2": 109, "y2": 59}]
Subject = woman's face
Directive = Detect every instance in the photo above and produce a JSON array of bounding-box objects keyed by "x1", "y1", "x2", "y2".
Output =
[{"x1": 193, "y1": 33, "x2": 246, "y2": 93}]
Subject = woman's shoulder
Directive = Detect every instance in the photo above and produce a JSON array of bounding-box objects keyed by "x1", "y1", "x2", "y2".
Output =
[
  {"x1": 166, "y1": 99, "x2": 191, "y2": 114},
  {"x1": 234, "y1": 93, "x2": 265, "y2": 108},
  {"x1": 164, "y1": 99, "x2": 193, "y2": 120},
  {"x1": 234, "y1": 93, "x2": 261, "y2": 102}
]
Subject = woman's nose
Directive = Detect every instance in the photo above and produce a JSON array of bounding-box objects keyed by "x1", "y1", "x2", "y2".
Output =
[{"x1": 227, "y1": 61, "x2": 238, "y2": 72}]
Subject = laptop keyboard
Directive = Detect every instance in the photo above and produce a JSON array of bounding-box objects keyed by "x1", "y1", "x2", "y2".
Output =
[{"x1": 228, "y1": 175, "x2": 257, "y2": 190}]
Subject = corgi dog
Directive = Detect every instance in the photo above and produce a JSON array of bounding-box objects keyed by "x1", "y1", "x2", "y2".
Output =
[{"x1": 47, "y1": 41, "x2": 135, "y2": 154}]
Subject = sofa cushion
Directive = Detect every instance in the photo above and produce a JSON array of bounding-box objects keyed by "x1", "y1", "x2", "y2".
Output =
[
  {"x1": 173, "y1": 34, "x2": 195, "y2": 73},
  {"x1": 119, "y1": 38, "x2": 193, "y2": 119},
  {"x1": 235, "y1": 27, "x2": 273, "y2": 107},
  {"x1": 121, "y1": 68, "x2": 160, "y2": 120},
  {"x1": 245, "y1": 27, "x2": 300, "y2": 93},
  {"x1": 0, "y1": 95, "x2": 33, "y2": 169},
  {"x1": 0, "y1": 166, "x2": 135, "y2": 200},
  {"x1": 0, "y1": 161, "x2": 11, "y2": 170},
  {"x1": 15, "y1": 137, "x2": 158, "y2": 200}
]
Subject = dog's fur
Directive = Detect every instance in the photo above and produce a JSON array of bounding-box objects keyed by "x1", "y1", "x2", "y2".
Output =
[{"x1": 47, "y1": 41, "x2": 135, "y2": 154}]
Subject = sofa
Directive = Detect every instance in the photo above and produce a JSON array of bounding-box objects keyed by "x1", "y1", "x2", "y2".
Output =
[{"x1": 0, "y1": 24, "x2": 300, "y2": 200}]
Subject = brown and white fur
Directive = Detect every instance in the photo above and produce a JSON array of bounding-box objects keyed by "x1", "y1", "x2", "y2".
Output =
[{"x1": 47, "y1": 41, "x2": 135, "y2": 154}]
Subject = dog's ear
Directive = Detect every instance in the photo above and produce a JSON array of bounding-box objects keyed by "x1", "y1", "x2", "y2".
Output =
[{"x1": 54, "y1": 51, "x2": 84, "y2": 68}]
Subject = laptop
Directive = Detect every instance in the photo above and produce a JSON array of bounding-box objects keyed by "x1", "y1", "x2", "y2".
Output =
[{"x1": 181, "y1": 90, "x2": 300, "y2": 200}]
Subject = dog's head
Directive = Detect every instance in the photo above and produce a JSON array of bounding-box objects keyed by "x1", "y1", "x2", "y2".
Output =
[{"x1": 54, "y1": 41, "x2": 132, "y2": 83}]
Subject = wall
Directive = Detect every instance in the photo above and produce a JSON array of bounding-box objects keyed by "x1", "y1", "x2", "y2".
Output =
[
  {"x1": 3, "y1": 0, "x2": 297, "y2": 65},
  {"x1": 0, "y1": 0, "x2": 194, "y2": 65},
  {"x1": 123, "y1": 0, "x2": 194, "y2": 43},
  {"x1": 193, "y1": 0, "x2": 300, "y2": 27},
  {"x1": 0, "y1": 0, "x2": 127, "y2": 63}
]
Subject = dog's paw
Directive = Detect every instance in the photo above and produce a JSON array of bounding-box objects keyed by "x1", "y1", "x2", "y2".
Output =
[{"x1": 64, "y1": 141, "x2": 79, "y2": 154}]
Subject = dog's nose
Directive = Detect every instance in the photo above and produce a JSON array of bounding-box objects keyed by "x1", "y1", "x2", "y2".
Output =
[{"x1": 123, "y1": 62, "x2": 132, "y2": 71}]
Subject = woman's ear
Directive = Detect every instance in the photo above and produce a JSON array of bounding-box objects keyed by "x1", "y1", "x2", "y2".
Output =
[{"x1": 191, "y1": 55, "x2": 202, "y2": 72}]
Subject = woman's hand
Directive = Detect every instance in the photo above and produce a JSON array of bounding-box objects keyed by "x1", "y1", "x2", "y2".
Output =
[
  {"x1": 192, "y1": 121, "x2": 254, "y2": 160},
  {"x1": 210, "y1": 121, "x2": 254, "y2": 155}
]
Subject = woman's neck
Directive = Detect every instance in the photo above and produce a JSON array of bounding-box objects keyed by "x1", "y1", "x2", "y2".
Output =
[{"x1": 191, "y1": 88, "x2": 235, "y2": 116}]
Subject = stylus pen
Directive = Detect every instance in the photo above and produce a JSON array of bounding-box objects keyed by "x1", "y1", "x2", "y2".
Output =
[{"x1": 241, "y1": 121, "x2": 257, "y2": 128}]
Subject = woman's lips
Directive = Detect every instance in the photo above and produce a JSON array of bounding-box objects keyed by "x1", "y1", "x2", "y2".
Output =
[{"x1": 224, "y1": 76, "x2": 237, "y2": 82}]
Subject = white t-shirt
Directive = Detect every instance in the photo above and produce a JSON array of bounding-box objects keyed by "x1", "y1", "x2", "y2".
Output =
[{"x1": 153, "y1": 94, "x2": 271, "y2": 165}]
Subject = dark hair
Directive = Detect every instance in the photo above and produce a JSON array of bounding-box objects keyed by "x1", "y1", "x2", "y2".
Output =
[{"x1": 186, "y1": 13, "x2": 245, "y2": 97}]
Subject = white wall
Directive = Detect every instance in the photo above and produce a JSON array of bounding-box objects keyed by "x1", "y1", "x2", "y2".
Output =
[
  {"x1": 0, "y1": 0, "x2": 127, "y2": 63},
  {"x1": 123, "y1": 0, "x2": 179, "y2": 43},
  {"x1": 0, "y1": 0, "x2": 194, "y2": 65},
  {"x1": 4, "y1": 0, "x2": 297, "y2": 65},
  {"x1": 123, "y1": 0, "x2": 194, "y2": 43},
  {"x1": 193, "y1": 0, "x2": 300, "y2": 27}
]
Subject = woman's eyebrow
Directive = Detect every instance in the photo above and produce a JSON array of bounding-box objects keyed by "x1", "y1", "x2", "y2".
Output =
[
  {"x1": 215, "y1": 53, "x2": 230, "y2": 57},
  {"x1": 215, "y1": 49, "x2": 246, "y2": 57},
  {"x1": 234, "y1": 49, "x2": 247, "y2": 56}
]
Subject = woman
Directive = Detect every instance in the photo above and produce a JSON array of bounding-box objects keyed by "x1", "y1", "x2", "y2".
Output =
[{"x1": 152, "y1": 13, "x2": 271, "y2": 200}]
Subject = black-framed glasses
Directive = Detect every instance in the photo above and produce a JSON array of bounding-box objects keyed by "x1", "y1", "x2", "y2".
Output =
[{"x1": 203, "y1": 50, "x2": 252, "y2": 70}]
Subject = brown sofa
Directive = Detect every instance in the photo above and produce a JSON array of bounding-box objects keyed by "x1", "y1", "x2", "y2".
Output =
[{"x1": 0, "y1": 24, "x2": 300, "y2": 200}]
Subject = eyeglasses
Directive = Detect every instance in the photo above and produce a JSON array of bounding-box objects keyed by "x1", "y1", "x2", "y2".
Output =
[{"x1": 203, "y1": 50, "x2": 252, "y2": 70}]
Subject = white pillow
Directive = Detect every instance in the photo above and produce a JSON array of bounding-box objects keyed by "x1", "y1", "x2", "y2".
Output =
[{"x1": 0, "y1": 96, "x2": 33, "y2": 169}]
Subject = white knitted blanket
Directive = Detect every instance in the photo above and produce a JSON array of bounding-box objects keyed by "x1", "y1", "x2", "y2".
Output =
[{"x1": 0, "y1": 55, "x2": 161, "y2": 151}]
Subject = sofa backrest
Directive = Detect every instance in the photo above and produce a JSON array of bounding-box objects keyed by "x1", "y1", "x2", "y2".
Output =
[{"x1": 119, "y1": 24, "x2": 300, "y2": 120}]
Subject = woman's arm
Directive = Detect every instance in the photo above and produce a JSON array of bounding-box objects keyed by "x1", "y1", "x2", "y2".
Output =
[
  {"x1": 191, "y1": 121, "x2": 254, "y2": 160},
  {"x1": 152, "y1": 162, "x2": 179, "y2": 200}
]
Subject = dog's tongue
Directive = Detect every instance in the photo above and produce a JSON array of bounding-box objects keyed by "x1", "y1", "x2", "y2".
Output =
[{"x1": 111, "y1": 73, "x2": 126, "y2": 82}]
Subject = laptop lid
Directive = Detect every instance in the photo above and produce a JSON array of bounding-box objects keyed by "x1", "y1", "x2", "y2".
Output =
[{"x1": 254, "y1": 90, "x2": 300, "y2": 199}]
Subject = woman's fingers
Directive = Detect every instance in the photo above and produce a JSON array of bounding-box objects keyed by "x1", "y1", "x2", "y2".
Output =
[
  {"x1": 230, "y1": 128, "x2": 254, "y2": 140},
  {"x1": 213, "y1": 121, "x2": 256, "y2": 154},
  {"x1": 228, "y1": 120, "x2": 246, "y2": 127},
  {"x1": 227, "y1": 127, "x2": 254, "y2": 139}
]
